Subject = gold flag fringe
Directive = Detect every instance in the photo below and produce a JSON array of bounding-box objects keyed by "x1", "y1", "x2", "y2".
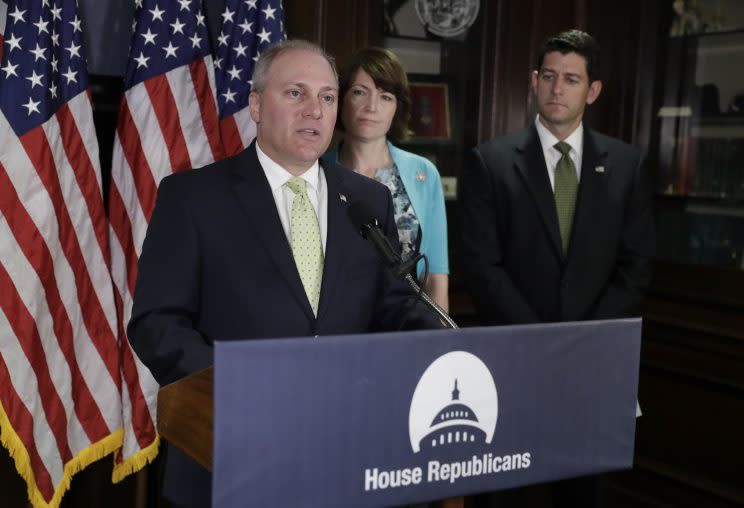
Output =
[
  {"x1": 0, "y1": 402, "x2": 160, "y2": 508},
  {"x1": 112, "y1": 434, "x2": 160, "y2": 483}
]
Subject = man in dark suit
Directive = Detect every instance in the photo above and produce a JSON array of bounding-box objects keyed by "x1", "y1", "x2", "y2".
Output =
[
  {"x1": 458, "y1": 30, "x2": 654, "y2": 507},
  {"x1": 128, "y1": 39, "x2": 442, "y2": 508}
]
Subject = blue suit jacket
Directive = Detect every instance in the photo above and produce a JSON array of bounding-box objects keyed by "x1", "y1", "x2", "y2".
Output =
[
  {"x1": 459, "y1": 124, "x2": 654, "y2": 325},
  {"x1": 128, "y1": 142, "x2": 442, "y2": 507}
]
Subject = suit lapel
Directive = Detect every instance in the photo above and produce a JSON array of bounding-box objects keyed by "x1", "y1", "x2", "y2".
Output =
[
  {"x1": 230, "y1": 143, "x2": 315, "y2": 319},
  {"x1": 569, "y1": 129, "x2": 608, "y2": 258},
  {"x1": 316, "y1": 161, "x2": 352, "y2": 321},
  {"x1": 514, "y1": 125, "x2": 563, "y2": 258}
]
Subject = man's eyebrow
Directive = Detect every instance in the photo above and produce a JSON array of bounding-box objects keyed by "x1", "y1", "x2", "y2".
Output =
[
  {"x1": 539, "y1": 68, "x2": 583, "y2": 79},
  {"x1": 286, "y1": 81, "x2": 309, "y2": 89},
  {"x1": 287, "y1": 82, "x2": 338, "y2": 93}
]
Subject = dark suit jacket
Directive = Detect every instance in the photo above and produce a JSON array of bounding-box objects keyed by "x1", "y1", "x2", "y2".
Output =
[
  {"x1": 459, "y1": 124, "x2": 654, "y2": 326},
  {"x1": 128, "y1": 142, "x2": 442, "y2": 507}
]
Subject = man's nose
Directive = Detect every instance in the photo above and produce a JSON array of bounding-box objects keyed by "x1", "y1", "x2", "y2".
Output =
[
  {"x1": 303, "y1": 96, "x2": 323, "y2": 118},
  {"x1": 551, "y1": 77, "x2": 564, "y2": 95}
]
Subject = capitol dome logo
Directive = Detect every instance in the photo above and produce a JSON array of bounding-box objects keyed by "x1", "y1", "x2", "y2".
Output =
[{"x1": 409, "y1": 351, "x2": 498, "y2": 453}]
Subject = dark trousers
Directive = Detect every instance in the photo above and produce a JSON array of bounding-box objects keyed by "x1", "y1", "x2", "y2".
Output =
[
  {"x1": 470, "y1": 474, "x2": 603, "y2": 508},
  {"x1": 551, "y1": 475, "x2": 603, "y2": 508}
]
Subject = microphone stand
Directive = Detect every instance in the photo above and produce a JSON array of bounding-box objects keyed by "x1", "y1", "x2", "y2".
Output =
[
  {"x1": 394, "y1": 254, "x2": 458, "y2": 330},
  {"x1": 354, "y1": 218, "x2": 458, "y2": 329}
]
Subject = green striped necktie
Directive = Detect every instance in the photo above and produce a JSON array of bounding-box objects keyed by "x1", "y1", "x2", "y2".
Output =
[{"x1": 553, "y1": 141, "x2": 578, "y2": 254}]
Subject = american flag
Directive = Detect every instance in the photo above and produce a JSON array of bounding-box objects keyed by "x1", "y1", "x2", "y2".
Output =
[
  {"x1": 0, "y1": 1, "x2": 158, "y2": 507},
  {"x1": 108, "y1": 0, "x2": 223, "y2": 336},
  {"x1": 214, "y1": 0, "x2": 284, "y2": 156},
  {"x1": 0, "y1": 1, "x2": 6, "y2": 49}
]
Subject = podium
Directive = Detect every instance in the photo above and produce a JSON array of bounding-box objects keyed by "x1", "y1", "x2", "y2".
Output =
[
  {"x1": 157, "y1": 320, "x2": 641, "y2": 507},
  {"x1": 157, "y1": 367, "x2": 214, "y2": 470}
]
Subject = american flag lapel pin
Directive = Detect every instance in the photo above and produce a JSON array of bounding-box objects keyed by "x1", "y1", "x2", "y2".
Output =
[
  {"x1": 339, "y1": 193, "x2": 347, "y2": 203},
  {"x1": 595, "y1": 166, "x2": 605, "y2": 173}
]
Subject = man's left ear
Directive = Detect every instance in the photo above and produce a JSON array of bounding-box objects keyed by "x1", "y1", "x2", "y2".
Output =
[
  {"x1": 249, "y1": 91, "x2": 261, "y2": 123},
  {"x1": 586, "y1": 80, "x2": 603, "y2": 105}
]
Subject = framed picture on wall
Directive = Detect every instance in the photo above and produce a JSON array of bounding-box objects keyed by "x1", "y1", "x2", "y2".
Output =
[
  {"x1": 384, "y1": 0, "x2": 428, "y2": 39},
  {"x1": 383, "y1": 0, "x2": 481, "y2": 40},
  {"x1": 408, "y1": 79, "x2": 452, "y2": 141}
]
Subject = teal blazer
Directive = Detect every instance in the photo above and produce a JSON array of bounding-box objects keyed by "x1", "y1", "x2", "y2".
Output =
[{"x1": 323, "y1": 141, "x2": 449, "y2": 277}]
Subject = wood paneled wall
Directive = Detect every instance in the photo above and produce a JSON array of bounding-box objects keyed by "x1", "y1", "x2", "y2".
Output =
[
  {"x1": 284, "y1": 0, "x2": 380, "y2": 69},
  {"x1": 285, "y1": 3, "x2": 744, "y2": 508},
  {"x1": 475, "y1": 0, "x2": 667, "y2": 145},
  {"x1": 625, "y1": 261, "x2": 744, "y2": 507},
  {"x1": 285, "y1": 0, "x2": 663, "y2": 147},
  {"x1": 3, "y1": 3, "x2": 742, "y2": 508}
]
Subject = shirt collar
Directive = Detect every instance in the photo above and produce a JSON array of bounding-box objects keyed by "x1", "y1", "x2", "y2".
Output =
[
  {"x1": 534, "y1": 115, "x2": 584, "y2": 156},
  {"x1": 255, "y1": 141, "x2": 321, "y2": 192}
]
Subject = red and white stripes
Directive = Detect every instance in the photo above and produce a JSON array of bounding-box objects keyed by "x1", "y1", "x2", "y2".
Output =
[
  {"x1": 110, "y1": 55, "x2": 223, "y2": 326},
  {"x1": 0, "y1": 90, "x2": 158, "y2": 507},
  {"x1": 219, "y1": 104, "x2": 256, "y2": 157},
  {"x1": 0, "y1": 0, "x2": 6, "y2": 50}
]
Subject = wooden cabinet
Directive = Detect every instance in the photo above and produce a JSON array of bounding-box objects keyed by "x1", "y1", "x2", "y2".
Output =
[
  {"x1": 654, "y1": 20, "x2": 744, "y2": 270},
  {"x1": 608, "y1": 3, "x2": 744, "y2": 506}
]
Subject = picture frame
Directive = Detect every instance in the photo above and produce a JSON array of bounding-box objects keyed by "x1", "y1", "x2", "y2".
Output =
[
  {"x1": 384, "y1": 0, "x2": 481, "y2": 40},
  {"x1": 407, "y1": 78, "x2": 452, "y2": 141},
  {"x1": 383, "y1": 0, "x2": 429, "y2": 40}
]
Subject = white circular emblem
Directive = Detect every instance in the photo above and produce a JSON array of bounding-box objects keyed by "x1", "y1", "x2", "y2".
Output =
[
  {"x1": 415, "y1": 0, "x2": 480, "y2": 38},
  {"x1": 409, "y1": 351, "x2": 498, "y2": 453}
]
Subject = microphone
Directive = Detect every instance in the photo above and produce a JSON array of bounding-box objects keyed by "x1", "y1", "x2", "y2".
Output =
[
  {"x1": 347, "y1": 201, "x2": 424, "y2": 279},
  {"x1": 347, "y1": 200, "x2": 458, "y2": 329},
  {"x1": 347, "y1": 201, "x2": 404, "y2": 271}
]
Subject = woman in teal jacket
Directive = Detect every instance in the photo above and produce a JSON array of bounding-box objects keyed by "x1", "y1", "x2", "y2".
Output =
[{"x1": 323, "y1": 47, "x2": 449, "y2": 310}]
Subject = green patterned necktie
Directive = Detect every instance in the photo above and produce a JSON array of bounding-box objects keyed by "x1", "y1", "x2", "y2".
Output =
[
  {"x1": 286, "y1": 176, "x2": 324, "y2": 315},
  {"x1": 553, "y1": 141, "x2": 578, "y2": 254}
]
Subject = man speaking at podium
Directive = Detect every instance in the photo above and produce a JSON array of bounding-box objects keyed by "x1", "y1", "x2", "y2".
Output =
[{"x1": 128, "y1": 39, "x2": 443, "y2": 508}]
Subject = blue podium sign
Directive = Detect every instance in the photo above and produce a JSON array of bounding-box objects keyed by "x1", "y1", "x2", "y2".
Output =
[{"x1": 213, "y1": 319, "x2": 641, "y2": 507}]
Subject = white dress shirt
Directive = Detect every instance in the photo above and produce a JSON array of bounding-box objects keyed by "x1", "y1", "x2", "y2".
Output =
[
  {"x1": 255, "y1": 142, "x2": 328, "y2": 252},
  {"x1": 534, "y1": 116, "x2": 584, "y2": 191}
]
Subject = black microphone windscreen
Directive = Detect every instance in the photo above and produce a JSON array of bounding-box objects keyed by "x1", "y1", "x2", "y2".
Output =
[{"x1": 347, "y1": 201, "x2": 377, "y2": 232}]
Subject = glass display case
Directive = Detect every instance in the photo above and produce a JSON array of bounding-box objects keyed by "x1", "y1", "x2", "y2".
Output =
[
  {"x1": 655, "y1": 1, "x2": 744, "y2": 269},
  {"x1": 380, "y1": 1, "x2": 484, "y2": 201}
]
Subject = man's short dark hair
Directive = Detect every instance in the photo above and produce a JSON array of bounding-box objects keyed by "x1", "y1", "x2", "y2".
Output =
[{"x1": 536, "y1": 29, "x2": 600, "y2": 82}]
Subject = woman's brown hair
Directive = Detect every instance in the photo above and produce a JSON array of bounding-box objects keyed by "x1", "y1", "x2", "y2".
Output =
[{"x1": 338, "y1": 47, "x2": 413, "y2": 142}]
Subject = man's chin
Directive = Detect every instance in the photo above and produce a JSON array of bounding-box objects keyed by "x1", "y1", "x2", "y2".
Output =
[
  {"x1": 301, "y1": 141, "x2": 331, "y2": 160},
  {"x1": 293, "y1": 148, "x2": 325, "y2": 167},
  {"x1": 539, "y1": 112, "x2": 572, "y2": 127}
]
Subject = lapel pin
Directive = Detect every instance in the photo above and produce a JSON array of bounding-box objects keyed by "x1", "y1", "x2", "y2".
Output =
[
  {"x1": 594, "y1": 166, "x2": 605, "y2": 173},
  {"x1": 339, "y1": 193, "x2": 347, "y2": 203},
  {"x1": 416, "y1": 171, "x2": 426, "y2": 182}
]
